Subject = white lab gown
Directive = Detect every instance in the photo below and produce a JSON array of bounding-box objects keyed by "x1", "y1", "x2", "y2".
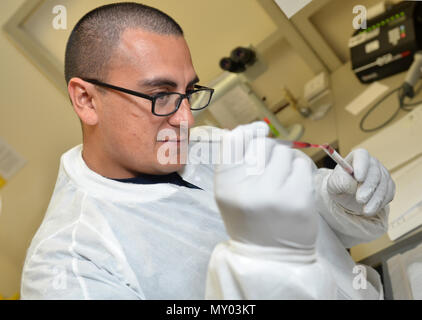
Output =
[{"x1": 20, "y1": 127, "x2": 385, "y2": 299}]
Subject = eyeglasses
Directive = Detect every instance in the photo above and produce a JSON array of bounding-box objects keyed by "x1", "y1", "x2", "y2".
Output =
[{"x1": 82, "y1": 78, "x2": 214, "y2": 116}]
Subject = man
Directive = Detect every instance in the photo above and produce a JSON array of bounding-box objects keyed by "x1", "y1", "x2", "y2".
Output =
[{"x1": 21, "y1": 3, "x2": 395, "y2": 299}]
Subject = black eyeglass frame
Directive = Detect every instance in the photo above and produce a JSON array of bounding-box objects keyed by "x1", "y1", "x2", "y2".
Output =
[{"x1": 82, "y1": 78, "x2": 214, "y2": 116}]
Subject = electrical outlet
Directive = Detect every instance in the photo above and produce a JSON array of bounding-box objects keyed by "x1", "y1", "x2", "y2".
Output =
[{"x1": 304, "y1": 72, "x2": 329, "y2": 103}]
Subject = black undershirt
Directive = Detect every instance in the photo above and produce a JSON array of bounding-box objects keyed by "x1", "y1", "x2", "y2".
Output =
[{"x1": 112, "y1": 172, "x2": 202, "y2": 190}]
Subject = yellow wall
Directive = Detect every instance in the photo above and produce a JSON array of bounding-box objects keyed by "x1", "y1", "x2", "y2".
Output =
[
  {"x1": 0, "y1": 0, "x2": 82, "y2": 296},
  {"x1": 22, "y1": 0, "x2": 278, "y2": 88},
  {"x1": 0, "y1": 253, "x2": 21, "y2": 298}
]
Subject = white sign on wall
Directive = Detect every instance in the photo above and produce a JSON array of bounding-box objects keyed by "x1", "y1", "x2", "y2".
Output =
[
  {"x1": 274, "y1": 0, "x2": 312, "y2": 19},
  {"x1": 0, "y1": 137, "x2": 26, "y2": 189}
]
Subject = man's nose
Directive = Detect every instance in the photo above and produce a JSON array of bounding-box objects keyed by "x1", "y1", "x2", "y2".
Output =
[{"x1": 168, "y1": 97, "x2": 195, "y2": 128}]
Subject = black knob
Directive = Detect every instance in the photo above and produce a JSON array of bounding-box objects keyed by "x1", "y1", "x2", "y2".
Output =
[
  {"x1": 230, "y1": 47, "x2": 256, "y2": 66},
  {"x1": 219, "y1": 57, "x2": 246, "y2": 73}
]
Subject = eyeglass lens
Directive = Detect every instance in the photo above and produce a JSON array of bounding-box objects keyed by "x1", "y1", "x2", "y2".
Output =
[{"x1": 154, "y1": 90, "x2": 212, "y2": 115}]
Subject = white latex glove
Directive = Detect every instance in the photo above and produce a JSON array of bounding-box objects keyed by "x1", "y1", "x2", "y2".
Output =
[
  {"x1": 327, "y1": 148, "x2": 395, "y2": 217},
  {"x1": 214, "y1": 121, "x2": 318, "y2": 249}
]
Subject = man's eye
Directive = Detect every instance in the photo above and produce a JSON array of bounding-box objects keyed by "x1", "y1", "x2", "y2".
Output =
[
  {"x1": 153, "y1": 91, "x2": 170, "y2": 97},
  {"x1": 155, "y1": 94, "x2": 172, "y2": 106}
]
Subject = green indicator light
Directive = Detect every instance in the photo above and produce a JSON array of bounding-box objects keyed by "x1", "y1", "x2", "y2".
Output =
[
  {"x1": 396, "y1": 14, "x2": 400, "y2": 19},
  {"x1": 401, "y1": 11, "x2": 404, "y2": 16}
]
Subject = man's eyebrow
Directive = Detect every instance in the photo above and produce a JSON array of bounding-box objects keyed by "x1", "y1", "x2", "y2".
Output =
[
  {"x1": 139, "y1": 76, "x2": 200, "y2": 89},
  {"x1": 188, "y1": 76, "x2": 200, "y2": 88},
  {"x1": 140, "y1": 78, "x2": 177, "y2": 88}
]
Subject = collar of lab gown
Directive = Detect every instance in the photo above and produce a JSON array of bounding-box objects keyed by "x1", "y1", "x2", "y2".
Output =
[{"x1": 60, "y1": 144, "x2": 203, "y2": 202}]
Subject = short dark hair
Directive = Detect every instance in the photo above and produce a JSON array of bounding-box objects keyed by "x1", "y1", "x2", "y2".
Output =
[{"x1": 64, "y1": 2, "x2": 184, "y2": 84}]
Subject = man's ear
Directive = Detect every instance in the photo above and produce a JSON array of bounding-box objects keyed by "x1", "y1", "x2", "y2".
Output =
[{"x1": 67, "y1": 78, "x2": 100, "y2": 126}]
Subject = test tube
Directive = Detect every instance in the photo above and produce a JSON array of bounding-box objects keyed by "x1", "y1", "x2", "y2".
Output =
[{"x1": 322, "y1": 145, "x2": 355, "y2": 177}]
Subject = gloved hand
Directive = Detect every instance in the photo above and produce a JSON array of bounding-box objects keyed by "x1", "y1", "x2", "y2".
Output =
[
  {"x1": 327, "y1": 148, "x2": 395, "y2": 217},
  {"x1": 214, "y1": 121, "x2": 318, "y2": 249}
]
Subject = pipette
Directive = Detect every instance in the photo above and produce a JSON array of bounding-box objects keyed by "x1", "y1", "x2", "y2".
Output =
[{"x1": 261, "y1": 118, "x2": 354, "y2": 177}]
